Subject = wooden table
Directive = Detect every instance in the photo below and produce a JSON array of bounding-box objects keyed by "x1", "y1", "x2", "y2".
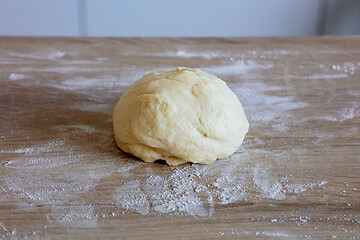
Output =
[{"x1": 0, "y1": 37, "x2": 359, "y2": 239}]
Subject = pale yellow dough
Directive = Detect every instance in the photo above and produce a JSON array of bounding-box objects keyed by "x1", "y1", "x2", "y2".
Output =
[{"x1": 113, "y1": 67, "x2": 249, "y2": 165}]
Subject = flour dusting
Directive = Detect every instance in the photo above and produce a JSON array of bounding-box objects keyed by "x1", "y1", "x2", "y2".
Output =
[
  {"x1": 234, "y1": 82, "x2": 307, "y2": 124},
  {"x1": 205, "y1": 59, "x2": 273, "y2": 76},
  {"x1": 271, "y1": 123, "x2": 290, "y2": 132},
  {"x1": 339, "y1": 103, "x2": 359, "y2": 122},
  {"x1": 111, "y1": 147, "x2": 327, "y2": 216},
  {"x1": 307, "y1": 73, "x2": 348, "y2": 79},
  {"x1": 332, "y1": 62, "x2": 360, "y2": 75},
  {"x1": 50, "y1": 201, "x2": 97, "y2": 227},
  {"x1": 122, "y1": 49, "x2": 222, "y2": 59},
  {"x1": 316, "y1": 103, "x2": 359, "y2": 123},
  {"x1": 1, "y1": 77, "x2": 328, "y2": 220},
  {"x1": 8, "y1": 73, "x2": 32, "y2": 80},
  {"x1": 1, "y1": 137, "x2": 328, "y2": 219},
  {"x1": 1, "y1": 138, "x2": 115, "y2": 228},
  {"x1": 9, "y1": 49, "x2": 66, "y2": 60},
  {"x1": 2, "y1": 45, "x2": 359, "y2": 238},
  {"x1": 114, "y1": 180, "x2": 149, "y2": 215}
]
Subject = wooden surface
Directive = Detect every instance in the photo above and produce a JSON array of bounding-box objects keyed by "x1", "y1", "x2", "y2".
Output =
[{"x1": 0, "y1": 36, "x2": 359, "y2": 239}]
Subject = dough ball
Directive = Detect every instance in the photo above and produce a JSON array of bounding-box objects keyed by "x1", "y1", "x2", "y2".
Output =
[{"x1": 113, "y1": 67, "x2": 249, "y2": 165}]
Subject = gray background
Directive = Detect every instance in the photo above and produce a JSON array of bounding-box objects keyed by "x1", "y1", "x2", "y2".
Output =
[{"x1": 0, "y1": 0, "x2": 359, "y2": 37}]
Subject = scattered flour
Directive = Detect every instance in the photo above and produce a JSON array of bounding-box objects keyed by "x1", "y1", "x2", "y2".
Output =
[
  {"x1": 122, "y1": 49, "x2": 223, "y2": 59},
  {"x1": 96, "y1": 57, "x2": 108, "y2": 61},
  {"x1": 122, "y1": 48, "x2": 301, "y2": 60},
  {"x1": 0, "y1": 222, "x2": 16, "y2": 237},
  {"x1": 111, "y1": 148, "x2": 327, "y2": 216},
  {"x1": 53, "y1": 76, "x2": 119, "y2": 91},
  {"x1": 1, "y1": 77, "x2": 329, "y2": 220},
  {"x1": 0, "y1": 141, "x2": 65, "y2": 154},
  {"x1": 9, "y1": 50, "x2": 66, "y2": 60},
  {"x1": 311, "y1": 133, "x2": 336, "y2": 144},
  {"x1": 2, "y1": 47, "x2": 358, "y2": 238},
  {"x1": 51, "y1": 201, "x2": 97, "y2": 227},
  {"x1": 285, "y1": 181, "x2": 327, "y2": 194},
  {"x1": 233, "y1": 82, "x2": 308, "y2": 124},
  {"x1": 316, "y1": 103, "x2": 359, "y2": 123},
  {"x1": 8, "y1": 73, "x2": 32, "y2": 80},
  {"x1": 1, "y1": 137, "x2": 328, "y2": 220},
  {"x1": 204, "y1": 59, "x2": 273, "y2": 76},
  {"x1": 256, "y1": 49, "x2": 300, "y2": 56},
  {"x1": 339, "y1": 103, "x2": 359, "y2": 122},
  {"x1": 261, "y1": 231, "x2": 293, "y2": 237},
  {"x1": 332, "y1": 62, "x2": 359, "y2": 75},
  {"x1": 271, "y1": 123, "x2": 290, "y2": 132},
  {"x1": 17, "y1": 66, "x2": 116, "y2": 74},
  {"x1": 316, "y1": 116, "x2": 339, "y2": 122},
  {"x1": 114, "y1": 180, "x2": 149, "y2": 215},
  {"x1": 141, "y1": 168, "x2": 210, "y2": 216},
  {"x1": 306, "y1": 73, "x2": 348, "y2": 79},
  {"x1": 1, "y1": 138, "x2": 113, "y2": 228},
  {"x1": 52, "y1": 124, "x2": 99, "y2": 133},
  {"x1": 253, "y1": 165, "x2": 286, "y2": 200}
]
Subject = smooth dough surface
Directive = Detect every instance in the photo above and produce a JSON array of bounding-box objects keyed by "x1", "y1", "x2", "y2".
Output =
[{"x1": 113, "y1": 67, "x2": 249, "y2": 165}]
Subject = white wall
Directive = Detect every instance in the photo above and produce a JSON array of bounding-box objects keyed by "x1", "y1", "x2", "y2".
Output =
[
  {"x1": 0, "y1": 0, "x2": 78, "y2": 36},
  {"x1": 87, "y1": 0, "x2": 320, "y2": 37},
  {"x1": 0, "y1": 0, "x2": 359, "y2": 37},
  {"x1": 325, "y1": 0, "x2": 360, "y2": 35}
]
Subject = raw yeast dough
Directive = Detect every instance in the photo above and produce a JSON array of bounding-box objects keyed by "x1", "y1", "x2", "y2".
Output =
[{"x1": 113, "y1": 67, "x2": 249, "y2": 165}]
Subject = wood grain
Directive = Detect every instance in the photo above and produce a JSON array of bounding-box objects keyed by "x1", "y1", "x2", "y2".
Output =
[{"x1": 0, "y1": 36, "x2": 359, "y2": 239}]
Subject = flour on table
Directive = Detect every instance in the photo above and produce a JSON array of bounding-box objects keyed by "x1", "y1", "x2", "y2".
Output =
[
  {"x1": 1, "y1": 76, "x2": 329, "y2": 220},
  {"x1": 114, "y1": 180, "x2": 149, "y2": 215},
  {"x1": 122, "y1": 48, "x2": 301, "y2": 61},
  {"x1": 51, "y1": 201, "x2": 97, "y2": 227},
  {"x1": 1, "y1": 140, "x2": 65, "y2": 154},
  {"x1": 122, "y1": 49, "x2": 223, "y2": 59},
  {"x1": 54, "y1": 76, "x2": 119, "y2": 91},
  {"x1": 332, "y1": 62, "x2": 360, "y2": 75},
  {"x1": 316, "y1": 103, "x2": 359, "y2": 123},
  {"x1": 233, "y1": 82, "x2": 307, "y2": 124},
  {"x1": 252, "y1": 49, "x2": 300, "y2": 56},
  {"x1": 8, "y1": 73, "x2": 32, "y2": 80},
  {"x1": 1, "y1": 137, "x2": 328, "y2": 220},
  {"x1": 271, "y1": 123, "x2": 289, "y2": 132},
  {"x1": 204, "y1": 59, "x2": 273, "y2": 76},
  {"x1": 52, "y1": 124, "x2": 100, "y2": 134},
  {"x1": 1, "y1": 138, "x2": 115, "y2": 228},
  {"x1": 111, "y1": 147, "x2": 327, "y2": 216},
  {"x1": 306, "y1": 73, "x2": 348, "y2": 79},
  {"x1": 3, "y1": 48, "x2": 358, "y2": 238},
  {"x1": 9, "y1": 49, "x2": 66, "y2": 60},
  {"x1": 339, "y1": 103, "x2": 359, "y2": 122}
]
